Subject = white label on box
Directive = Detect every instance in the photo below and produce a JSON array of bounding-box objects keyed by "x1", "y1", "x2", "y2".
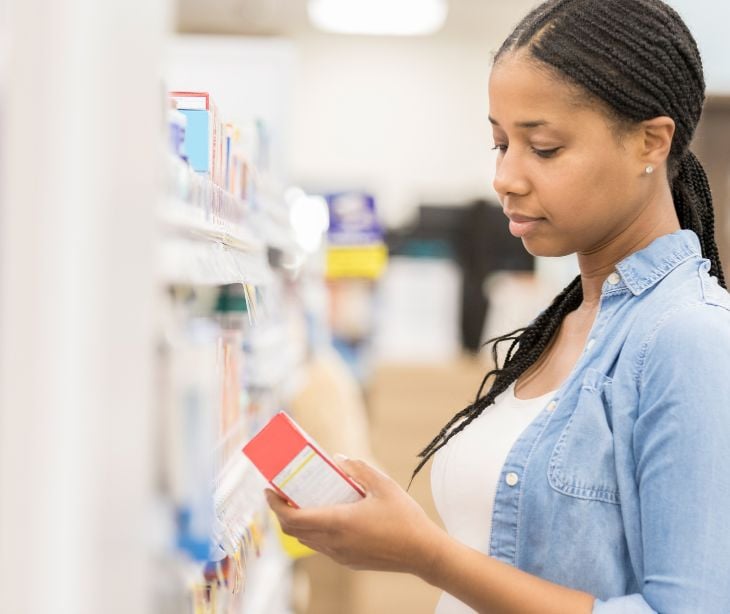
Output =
[{"x1": 273, "y1": 445, "x2": 363, "y2": 508}]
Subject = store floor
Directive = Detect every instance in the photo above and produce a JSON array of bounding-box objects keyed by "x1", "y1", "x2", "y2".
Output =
[{"x1": 297, "y1": 356, "x2": 488, "y2": 614}]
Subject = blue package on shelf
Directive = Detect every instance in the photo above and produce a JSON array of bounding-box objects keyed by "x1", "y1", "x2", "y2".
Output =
[{"x1": 179, "y1": 109, "x2": 211, "y2": 174}]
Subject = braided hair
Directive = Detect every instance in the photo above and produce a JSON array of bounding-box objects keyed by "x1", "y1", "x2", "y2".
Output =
[{"x1": 412, "y1": 0, "x2": 726, "y2": 480}]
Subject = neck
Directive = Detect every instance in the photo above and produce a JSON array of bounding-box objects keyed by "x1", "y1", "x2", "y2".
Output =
[{"x1": 577, "y1": 188, "x2": 680, "y2": 306}]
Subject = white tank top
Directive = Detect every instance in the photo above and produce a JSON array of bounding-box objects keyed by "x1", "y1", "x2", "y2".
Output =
[{"x1": 430, "y1": 382, "x2": 558, "y2": 614}]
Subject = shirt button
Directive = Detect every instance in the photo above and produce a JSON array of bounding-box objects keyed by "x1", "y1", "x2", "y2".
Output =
[
  {"x1": 586, "y1": 338, "x2": 596, "y2": 350},
  {"x1": 607, "y1": 272, "x2": 620, "y2": 285},
  {"x1": 546, "y1": 400, "x2": 557, "y2": 412},
  {"x1": 505, "y1": 472, "x2": 520, "y2": 487}
]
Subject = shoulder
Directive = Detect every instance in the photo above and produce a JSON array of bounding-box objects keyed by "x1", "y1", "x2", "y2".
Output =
[
  {"x1": 637, "y1": 297, "x2": 730, "y2": 384},
  {"x1": 633, "y1": 257, "x2": 730, "y2": 356}
]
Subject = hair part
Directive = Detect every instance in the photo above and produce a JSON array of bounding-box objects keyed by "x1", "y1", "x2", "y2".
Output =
[{"x1": 412, "y1": 0, "x2": 725, "y2": 482}]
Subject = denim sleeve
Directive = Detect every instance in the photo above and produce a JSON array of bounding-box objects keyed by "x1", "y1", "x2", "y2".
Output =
[
  {"x1": 594, "y1": 303, "x2": 730, "y2": 614},
  {"x1": 592, "y1": 593, "x2": 656, "y2": 613}
]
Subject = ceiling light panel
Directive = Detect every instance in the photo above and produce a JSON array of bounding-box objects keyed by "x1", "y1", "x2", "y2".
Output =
[{"x1": 307, "y1": 0, "x2": 449, "y2": 36}]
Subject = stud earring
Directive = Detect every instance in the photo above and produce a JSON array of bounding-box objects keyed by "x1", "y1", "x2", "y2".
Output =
[{"x1": 645, "y1": 165, "x2": 654, "y2": 175}]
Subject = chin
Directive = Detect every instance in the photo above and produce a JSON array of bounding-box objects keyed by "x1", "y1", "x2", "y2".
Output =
[{"x1": 521, "y1": 237, "x2": 574, "y2": 258}]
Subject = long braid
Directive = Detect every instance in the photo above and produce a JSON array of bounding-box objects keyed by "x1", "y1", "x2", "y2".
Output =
[
  {"x1": 413, "y1": 0, "x2": 726, "y2": 481},
  {"x1": 411, "y1": 276, "x2": 582, "y2": 481},
  {"x1": 672, "y1": 152, "x2": 726, "y2": 287}
]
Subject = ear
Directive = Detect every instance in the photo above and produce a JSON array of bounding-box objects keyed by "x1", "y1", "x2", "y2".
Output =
[{"x1": 639, "y1": 116, "x2": 675, "y2": 171}]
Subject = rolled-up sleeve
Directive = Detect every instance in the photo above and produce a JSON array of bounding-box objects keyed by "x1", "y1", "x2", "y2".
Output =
[
  {"x1": 593, "y1": 593, "x2": 656, "y2": 613},
  {"x1": 593, "y1": 303, "x2": 730, "y2": 613}
]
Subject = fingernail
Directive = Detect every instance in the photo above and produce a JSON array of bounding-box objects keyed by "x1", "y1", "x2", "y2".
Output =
[{"x1": 333, "y1": 453, "x2": 349, "y2": 463}]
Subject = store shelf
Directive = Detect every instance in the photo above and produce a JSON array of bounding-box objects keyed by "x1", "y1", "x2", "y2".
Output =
[
  {"x1": 156, "y1": 94, "x2": 312, "y2": 610},
  {"x1": 158, "y1": 154, "x2": 305, "y2": 286},
  {"x1": 159, "y1": 198, "x2": 264, "y2": 252},
  {"x1": 159, "y1": 226, "x2": 272, "y2": 287},
  {"x1": 159, "y1": 154, "x2": 273, "y2": 286}
]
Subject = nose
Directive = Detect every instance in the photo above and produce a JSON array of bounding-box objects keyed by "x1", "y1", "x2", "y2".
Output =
[{"x1": 492, "y1": 149, "x2": 530, "y2": 198}]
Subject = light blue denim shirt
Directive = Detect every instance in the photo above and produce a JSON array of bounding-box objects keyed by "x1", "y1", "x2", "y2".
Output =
[{"x1": 488, "y1": 229, "x2": 730, "y2": 613}]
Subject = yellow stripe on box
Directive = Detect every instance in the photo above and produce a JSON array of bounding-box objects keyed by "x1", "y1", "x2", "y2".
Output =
[
  {"x1": 326, "y1": 244, "x2": 388, "y2": 279},
  {"x1": 277, "y1": 450, "x2": 317, "y2": 489}
]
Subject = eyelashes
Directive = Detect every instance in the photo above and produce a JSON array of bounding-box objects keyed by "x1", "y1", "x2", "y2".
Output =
[
  {"x1": 491, "y1": 144, "x2": 562, "y2": 159},
  {"x1": 532, "y1": 146, "x2": 561, "y2": 159}
]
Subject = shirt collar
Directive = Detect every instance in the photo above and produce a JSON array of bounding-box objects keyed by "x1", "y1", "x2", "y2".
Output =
[{"x1": 612, "y1": 229, "x2": 702, "y2": 296}]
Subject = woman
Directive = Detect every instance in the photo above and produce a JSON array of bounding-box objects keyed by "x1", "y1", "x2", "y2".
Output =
[{"x1": 267, "y1": 0, "x2": 730, "y2": 611}]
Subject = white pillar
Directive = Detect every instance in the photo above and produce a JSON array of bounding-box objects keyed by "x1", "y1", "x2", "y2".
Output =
[{"x1": 0, "y1": 0, "x2": 169, "y2": 612}]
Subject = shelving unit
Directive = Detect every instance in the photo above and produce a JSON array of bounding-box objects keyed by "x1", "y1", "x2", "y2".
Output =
[{"x1": 155, "y1": 119, "x2": 310, "y2": 612}]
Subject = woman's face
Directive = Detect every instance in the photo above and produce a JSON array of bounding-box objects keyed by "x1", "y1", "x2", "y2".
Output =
[{"x1": 488, "y1": 52, "x2": 650, "y2": 257}]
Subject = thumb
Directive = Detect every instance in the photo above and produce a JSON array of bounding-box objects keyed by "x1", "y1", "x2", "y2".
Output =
[{"x1": 334, "y1": 455, "x2": 387, "y2": 494}]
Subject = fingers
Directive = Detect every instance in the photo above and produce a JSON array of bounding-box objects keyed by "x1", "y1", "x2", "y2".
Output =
[
  {"x1": 334, "y1": 457, "x2": 368, "y2": 484},
  {"x1": 265, "y1": 489, "x2": 337, "y2": 533},
  {"x1": 265, "y1": 489, "x2": 307, "y2": 525},
  {"x1": 335, "y1": 457, "x2": 392, "y2": 495}
]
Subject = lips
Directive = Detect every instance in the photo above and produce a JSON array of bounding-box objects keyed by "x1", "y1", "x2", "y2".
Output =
[
  {"x1": 505, "y1": 211, "x2": 542, "y2": 223},
  {"x1": 504, "y1": 210, "x2": 545, "y2": 238}
]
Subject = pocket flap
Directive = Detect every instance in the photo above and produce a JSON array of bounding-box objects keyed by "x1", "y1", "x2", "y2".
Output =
[{"x1": 547, "y1": 369, "x2": 620, "y2": 505}]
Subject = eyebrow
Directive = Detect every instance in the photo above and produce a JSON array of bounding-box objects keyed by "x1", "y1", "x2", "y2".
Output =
[{"x1": 488, "y1": 116, "x2": 550, "y2": 129}]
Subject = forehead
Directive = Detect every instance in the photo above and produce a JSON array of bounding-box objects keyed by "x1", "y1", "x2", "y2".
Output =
[{"x1": 488, "y1": 52, "x2": 596, "y2": 127}]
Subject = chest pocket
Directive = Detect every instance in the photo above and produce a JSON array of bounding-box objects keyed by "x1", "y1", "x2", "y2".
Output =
[{"x1": 547, "y1": 369, "x2": 620, "y2": 505}]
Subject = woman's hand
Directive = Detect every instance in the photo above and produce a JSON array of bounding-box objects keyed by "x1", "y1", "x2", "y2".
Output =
[
  {"x1": 268, "y1": 457, "x2": 597, "y2": 614},
  {"x1": 265, "y1": 457, "x2": 445, "y2": 578}
]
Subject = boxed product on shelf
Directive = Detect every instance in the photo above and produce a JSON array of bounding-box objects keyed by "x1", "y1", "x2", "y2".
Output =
[
  {"x1": 179, "y1": 107, "x2": 213, "y2": 174},
  {"x1": 171, "y1": 90, "x2": 225, "y2": 188},
  {"x1": 170, "y1": 91, "x2": 211, "y2": 110},
  {"x1": 168, "y1": 92, "x2": 257, "y2": 206}
]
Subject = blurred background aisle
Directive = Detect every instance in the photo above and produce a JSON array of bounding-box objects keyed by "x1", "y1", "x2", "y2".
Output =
[{"x1": 0, "y1": 1, "x2": 728, "y2": 613}]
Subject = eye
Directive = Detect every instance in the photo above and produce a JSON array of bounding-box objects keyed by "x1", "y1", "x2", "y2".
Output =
[
  {"x1": 531, "y1": 146, "x2": 562, "y2": 159},
  {"x1": 492, "y1": 144, "x2": 508, "y2": 153}
]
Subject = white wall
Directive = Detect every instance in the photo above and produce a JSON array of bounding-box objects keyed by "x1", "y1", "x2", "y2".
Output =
[
  {"x1": 668, "y1": 0, "x2": 730, "y2": 94},
  {"x1": 287, "y1": 35, "x2": 502, "y2": 227},
  {"x1": 1, "y1": 0, "x2": 167, "y2": 612}
]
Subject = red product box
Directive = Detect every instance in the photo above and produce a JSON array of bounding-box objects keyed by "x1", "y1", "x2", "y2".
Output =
[{"x1": 243, "y1": 412, "x2": 365, "y2": 509}]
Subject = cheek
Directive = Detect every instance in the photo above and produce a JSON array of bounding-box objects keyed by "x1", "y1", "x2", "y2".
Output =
[
  {"x1": 524, "y1": 157, "x2": 635, "y2": 256},
  {"x1": 539, "y1": 153, "x2": 630, "y2": 223}
]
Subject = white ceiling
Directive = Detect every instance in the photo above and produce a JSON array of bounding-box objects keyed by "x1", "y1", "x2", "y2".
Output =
[{"x1": 176, "y1": 0, "x2": 540, "y2": 41}]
